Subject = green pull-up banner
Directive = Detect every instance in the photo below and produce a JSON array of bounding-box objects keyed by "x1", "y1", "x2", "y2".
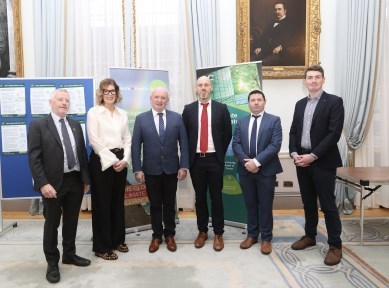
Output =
[{"x1": 196, "y1": 62, "x2": 263, "y2": 225}]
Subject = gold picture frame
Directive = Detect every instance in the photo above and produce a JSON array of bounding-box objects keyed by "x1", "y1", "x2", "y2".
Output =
[
  {"x1": 1, "y1": 0, "x2": 23, "y2": 77},
  {"x1": 236, "y1": 0, "x2": 320, "y2": 79},
  {"x1": 13, "y1": 0, "x2": 23, "y2": 77}
]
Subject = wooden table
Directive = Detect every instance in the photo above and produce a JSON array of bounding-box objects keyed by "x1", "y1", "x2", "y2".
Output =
[{"x1": 336, "y1": 167, "x2": 389, "y2": 245}]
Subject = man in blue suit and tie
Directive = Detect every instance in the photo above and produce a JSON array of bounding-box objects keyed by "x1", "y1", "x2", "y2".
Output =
[
  {"x1": 131, "y1": 87, "x2": 189, "y2": 253},
  {"x1": 232, "y1": 90, "x2": 282, "y2": 255}
]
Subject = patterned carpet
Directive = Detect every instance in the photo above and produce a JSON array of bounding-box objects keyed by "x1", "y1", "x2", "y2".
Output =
[{"x1": 0, "y1": 216, "x2": 387, "y2": 288}]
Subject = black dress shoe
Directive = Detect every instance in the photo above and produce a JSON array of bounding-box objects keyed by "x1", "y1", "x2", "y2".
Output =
[
  {"x1": 62, "y1": 255, "x2": 91, "y2": 267},
  {"x1": 46, "y1": 265, "x2": 60, "y2": 283}
]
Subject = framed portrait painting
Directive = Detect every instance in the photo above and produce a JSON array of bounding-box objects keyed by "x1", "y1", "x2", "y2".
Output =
[
  {"x1": 236, "y1": 0, "x2": 320, "y2": 79},
  {"x1": 0, "y1": 0, "x2": 23, "y2": 78}
]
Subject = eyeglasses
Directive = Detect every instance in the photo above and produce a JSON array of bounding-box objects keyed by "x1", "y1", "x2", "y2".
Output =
[{"x1": 103, "y1": 89, "x2": 116, "y2": 95}]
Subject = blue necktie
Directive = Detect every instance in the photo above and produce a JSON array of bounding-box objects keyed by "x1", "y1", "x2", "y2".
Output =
[
  {"x1": 158, "y1": 113, "x2": 165, "y2": 144},
  {"x1": 59, "y1": 119, "x2": 76, "y2": 169},
  {"x1": 249, "y1": 115, "x2": 260, "y2": 158}
]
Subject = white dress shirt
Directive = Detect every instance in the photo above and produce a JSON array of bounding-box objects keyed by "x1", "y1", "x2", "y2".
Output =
[{"x1": 87, "y1": 105, "x2": 132, "y2": 171}]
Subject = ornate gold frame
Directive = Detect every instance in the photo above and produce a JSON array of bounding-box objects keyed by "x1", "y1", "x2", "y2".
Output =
[
  {"x1": 13, "y1": 0, "x2": 23, "y2": 77},
  {"x1": 236, "y1": 0, "x2": 321, "y2": 79}
]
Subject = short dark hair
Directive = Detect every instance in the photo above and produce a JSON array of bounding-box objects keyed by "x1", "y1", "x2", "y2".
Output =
[
  {"x1": 248, "y1": 90, "x2": 266, "y2": 101},
  {"x1": 275, "y1": 2, "x2": 286, "y2": 10},
  {"x1": 304, "y1": 64, "x2": 325, "y2": 78}
]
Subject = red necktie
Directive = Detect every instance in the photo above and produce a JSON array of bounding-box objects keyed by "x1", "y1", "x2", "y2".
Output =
[{"x1": 200, "y1": 103, "x2": 209, "y2": 154}]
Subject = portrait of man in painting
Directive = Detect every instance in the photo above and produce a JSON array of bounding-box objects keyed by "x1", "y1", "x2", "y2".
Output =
[
  {"x1": 250, "y1": 0, "x2": 306, "y2": 66},
  {"x1": 0, "y1": 0, "x2": 10, "y2": 77}
]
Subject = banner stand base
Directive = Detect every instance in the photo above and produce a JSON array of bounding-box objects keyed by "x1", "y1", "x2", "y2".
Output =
[
  {"x1": 125, "y1": 219, "x2": 180, "y2": 234},
  {"x1": 224, "y1": 220, "x2": 246, "y2": 229},
  {"x1": 0, "y1": 221, "x2": 17, "y2": 237}
]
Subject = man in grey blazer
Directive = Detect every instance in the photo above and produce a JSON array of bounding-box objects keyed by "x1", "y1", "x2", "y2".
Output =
[
  {"x1": 232, "y1": 90, "x2": 282, "y2": 255},
  {"x1": 132, "y1": 87, "x2": 189, "y2": 253},
  {"x1": 28, "y1": 89, "x2": 91, "y2": 284}
]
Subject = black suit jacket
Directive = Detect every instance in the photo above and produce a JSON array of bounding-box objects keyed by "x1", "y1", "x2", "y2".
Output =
[
  {"x1": 289, "y1": 91, "x2": 344, "y2": 169},
  {"x1": 256, "y1": 17, "x2": 292, "y2": 57},
  {"x1": 182, "y1": 100, "x2": 232, "y2": 167},
  {"x1": 28, "y1": 114, "x2": 90, "y2": 192}
]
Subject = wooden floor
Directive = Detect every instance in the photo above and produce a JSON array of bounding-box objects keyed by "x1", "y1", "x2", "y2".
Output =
[{"x1": 2, "y1": 207, "x2": 389, "y2": 220}]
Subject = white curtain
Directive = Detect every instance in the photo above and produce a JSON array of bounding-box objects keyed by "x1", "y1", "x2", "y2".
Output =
[
  {"x1": 65, "y1": 0, "x2": 125, "y2": 84},
  {"x1": 188, "y1": 0, "x2": 220, "y2": 68},
  {"x1": 334, "y1": 0, "x2": 385, "y2": 212},
  {"x1": 135, "y1": 0, "x2": 195, "y2": 109},
  {"x1": 33, "y1": 1, "x2": 65, "y2": 76},
  {"x1": 33, "y1": 0, "x2": 125, "y2": 83},
  {"x1": 355, "y1": 0, "x2": 389, "y2": 208}
]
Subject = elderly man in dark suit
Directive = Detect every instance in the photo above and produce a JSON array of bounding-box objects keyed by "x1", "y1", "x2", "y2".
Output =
[
  {"x1": 28, "y1": 89, "x2": 91, "y2": 284},
  {"x1": 182, "y1": 76, "x2": 232, "y2": 251},
  {"x1": 289, "y1": 64, "x2": 344, "y2": 266},
  {"x1": 253, "y1": 2, "x2": 292, "y2": 66},
  {"x1": 132, "y1": 87, "x2": 189, "y2": 253},
  {"x1": 232, "y1": 90, "x2": 282, "y2": 255}
]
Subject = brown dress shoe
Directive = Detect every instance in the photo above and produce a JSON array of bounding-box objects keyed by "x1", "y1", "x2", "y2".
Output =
[
  {"x1": 165, "y1": 235, "x2": 177, "y2": 252},
  {"x1": 324, "y1": 246, "x2": 342, "y2": 266},
  {"x1": 291, "y1": 236, "x2": 316, "y2": 250},
  {"x1": 149, "y1": 238, "x2": 162, "y2": 253},
  {"x1": 213, "y1": 235, "x2": 224, "y2": 251},
  {"x1": 240, "y1": 237, "x2": 258, "y2": 249},
  {"x1": 261, "y1": 241, "x2": 272, "y2": 255},
  {"x1": 194, "y1": 232, "x2": 208, "y2": 248}
]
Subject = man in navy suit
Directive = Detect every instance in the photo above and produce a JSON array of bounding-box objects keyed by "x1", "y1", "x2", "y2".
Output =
[
  {"x1": 289, "y1": 65, "x2": 344, "y2": 266},
  {"x1": 232, "y1": 90, "x2": 282, "y2": 255},
  {"x1": 28, "y1": 89, "x2": 91, "y2": 284},
  {"x1": 182, "y1": 76, "x2": 232, "y2": 251},
  {"x1": 132, "y1": 87, "x2": 189, "y2": 253}
]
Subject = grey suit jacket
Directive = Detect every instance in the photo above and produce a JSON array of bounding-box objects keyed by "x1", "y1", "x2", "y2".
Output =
[
  {"x1": 28, "y1": 114, "x2": 90, "y2": 192},
  {"x1": 232, "y1": 112, "x2": 283, "y2": 176},
  {"x1": 131, "y1": 109, "x2": 189, "y2": 175}
]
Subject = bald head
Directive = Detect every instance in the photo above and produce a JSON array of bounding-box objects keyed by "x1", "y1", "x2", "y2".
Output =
[{"x1": 196, "y1": 76, "x2": 213, "y2": 103}]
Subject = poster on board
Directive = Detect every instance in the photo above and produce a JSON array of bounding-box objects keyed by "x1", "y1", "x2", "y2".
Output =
[
  {"x1": 109, "y1": 67, "x2": 169, "y2": 229},
  {"x1": 196, "y1": 61, "x2": 263, "y2": 225}
]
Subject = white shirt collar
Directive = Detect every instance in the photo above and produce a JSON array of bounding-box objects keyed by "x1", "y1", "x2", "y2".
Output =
[
  {"x1": 198, "y1": 99, "x2": 212, "y2": 107},
  {"x1": 96, "y1": 105, "x2": 119, "y2": 115},
  {"x1": 152, "y1": 109, "x2": 166, "y2": 117},
  {"x1": 251, "y1": 111, "x2": 265, "y2": 118},
  {"x1": 51, "y1": 112, "x2": 64, "y2": 122}
]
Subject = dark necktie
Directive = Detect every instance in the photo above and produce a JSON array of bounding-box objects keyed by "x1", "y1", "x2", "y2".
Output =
[
  {"x1": 200, "y1": 103, "x2": 209, "y2": 154},
  {"x1": 158, "y1": 112, "x2": 165, "y2": 144},
  {"x1": 249, "y1": 115, "x2": 260, "y2": 158},
  {"x1": 59, "y1": 119, "x2": 76, "y2": 169}
]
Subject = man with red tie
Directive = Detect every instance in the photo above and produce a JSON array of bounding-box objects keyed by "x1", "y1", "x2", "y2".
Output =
[{"x1": 182, "y1": 76, "x2": 232, "y2": 251}]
